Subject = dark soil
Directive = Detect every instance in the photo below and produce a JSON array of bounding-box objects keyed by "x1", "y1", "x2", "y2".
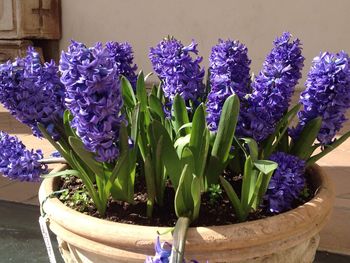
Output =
[{"x1": 58, "y1": 170, "x2": 314, "y2": 228}]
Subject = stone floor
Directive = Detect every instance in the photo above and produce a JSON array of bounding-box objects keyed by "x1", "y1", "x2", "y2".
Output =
[{"x1": 1, "y1": 92, "x2": 350, "y2": 261}]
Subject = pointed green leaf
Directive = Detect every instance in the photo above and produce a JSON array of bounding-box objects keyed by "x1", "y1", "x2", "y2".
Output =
[
  {"x1": 144, "y1": 153, "x2": 156, "y2": 217},
  {"x1": 151, "y1": 120, "x2": 181, "y2": 189},
  {"x1": 212, "y1": 94, "x2": 239, "y2": 161},
  {"x1": 241, "y1": 138, "x2": 259, "y2": 162},
  {"x1": 68, "y1": 136, "x2": 104, "y2": 177},
  {"x1": 253, "y1": 160, "x2": 278, "y2": 175},
  {"x1": 220, "y1": 176, "x2": 244, "y2": 221},
  {"x1": 176, "y1": 123, "x2": 193, "y2": 137},
  {"x1": 175, "y1": 165, "x2": 192, "y2": 218},
  {"x1": 191, "y1": 176, "x2": 201, "y2": 221},
  {"x1": 172, "y1": 94, "x2": 190, "y2": 135},
  {"x1": 41, "y1": 169, "x2": 80, "y2": 178},
  {"x1": 291, "y1": 117, "x2": 322, "y2": 159},
  {"x1": 63, "y1": 110, "x2": 75, "y2": 138},
  {"x1": 121, "y1": 76, "x2": 136, "y2": 108},
  {"x1": 241, "y1": 156, "x2": 254, "y2": 209},
  {"x1": 136, "y1": 71, "x2": 148, "y2": 112},
  {"x1": 148, "y1": 94, "x2": 165, "y2": 120},
  {"x1": 262, "y1": 103, "x2": 301, "y2": 158},
  {"x1": 206, "y1": 95, "x2": 240, "y2": 185}
]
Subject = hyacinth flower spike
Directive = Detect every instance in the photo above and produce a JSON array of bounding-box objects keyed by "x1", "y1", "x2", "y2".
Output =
[
  {"x1": 206, "y1": 39, "x2": 251, "y2": 132},
  {"x1": 291, "y1": 51, "x2": 350, "y2": 163},
  {"x1": 0, "y1": 131, "x2": 48, "y2": 182},
  {"x1": 238, "y1": 32, "x2": 304, "y2": 142},
  {"x1": 0, "y1": 47, "x2": 65, "y2": 140},
  {"x1": 149, "y1": 36, "x2": 205, "y2": 115}
]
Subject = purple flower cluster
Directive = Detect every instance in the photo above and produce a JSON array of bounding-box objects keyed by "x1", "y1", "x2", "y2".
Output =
[
  {"x1": 293, "y1": 51, "x2": 350, "y2": 145},
  {"x1": 145, "y1": 237, "x2": 198, "y2": 263},
  {"x1": 149, "y1": 37, "x2": 205, "y2": 103},
  {"x1": 238, "y1": 32, "x2": 304, "y2": 142},
  {"x1": 145, "y1": 237, "x2": 172, "y2": 263},
  {"x1": 0, "y1": 131, "x2": 47, "y2": 182},
  {"x1": 265, "y1": 152, "x2": 306, "y2": 213},
  {"x1": 206, "y1": 39, "x2": 251, "y2": 131},
  {"x1": 0, "y1": 47, "x2": 65, "y2": 140},
  {"x1": 60, "y1": 41, "x2": 127, "y2": 163},
  {"x1": 105, "y1": 41, "x2": 138, "y2": 88}
]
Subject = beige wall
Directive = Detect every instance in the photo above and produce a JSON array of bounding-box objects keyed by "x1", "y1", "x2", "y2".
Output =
[{"x1": 60, "y1": 0, "x2": 350, "y2": 84}]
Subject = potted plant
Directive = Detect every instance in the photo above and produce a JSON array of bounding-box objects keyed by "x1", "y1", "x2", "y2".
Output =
[{"x1": 0, "y1": 32, "x2": 348, "y2": 262}]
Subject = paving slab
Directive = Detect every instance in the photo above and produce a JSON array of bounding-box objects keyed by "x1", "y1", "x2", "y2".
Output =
[{"x1": 0, "y1": 200, "x2": 63, "y2": 263}]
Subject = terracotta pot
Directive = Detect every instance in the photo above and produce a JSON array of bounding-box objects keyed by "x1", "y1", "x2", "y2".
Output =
[{"x1": 39, "y1": 164, "x2": 334, "y2": 263}]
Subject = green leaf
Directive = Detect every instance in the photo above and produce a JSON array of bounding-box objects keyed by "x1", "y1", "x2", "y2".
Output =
[
  {"x1": 257, "y1": 170, "x2": 275, "y2": 207},
  {"x1": 220, "y1": 176, "x2": 244, "y2": 221},
  {"x1": 176, "y1": 123, "x2": 193, "y2": 137},
  {"x1": 180, "y1": 147, "x2": 195, "y2": 180},
  {"x1": 110, "y1": 124, "x2": 136, "y2": 203},
  {"x1": 172, "y1": 94, "x2": 190, "y2": 135},
  {"x1": 41, "y1": 169, "x2": 80, "y2": 178},
  {"x1": 247, "y1": 172, "x2": 264, "y2": 212},
  {"x1": 307, "y1": 130, "x2": 350, "y2": 166},
  {"x1": 136, "y1": 71, "x2": 148, "y2": 112},
  {"x1": 212, "y1": 94, "x2": 240, "y2": 159},
  {"x1": 169, "y1": 217, "x2": 190, "y2": 263},
  {"x1": 106, "y1": 151, "x2": 128, "y2": 195},
  {"x1": 121, "y1": 76, "x2": 136, "y2": 108},
  {"x1": 241, "y1": 156, "x2": 254, "y2": 210},
  {"x1": 262, "y1": 103, "x2": 301, "y2": 158},
  {"x1": 68, "y1": 136, "x2": 104, "y2": 177},
  {"x1": 189, "y1": 104, "x2": 209, "y2": 187},
  {"x1": 119, "y1": 123, "x2": 130, "y2": 154},
  {"x1": 253, "y1": 160, "x2": 278, "y2": 175},
  {"x1": 130, "y1": 103, "x2": 140, "y2": 142},
  {"x1": 151, "y1": 84, "x2": 157, "y2": 97},
  {"x1": 148, "y1": 94, "x2": 165, "y2": 120},
  {"x1": 174, "y1": 165, "x2": 192, "y2": 218},
  {"x1": 174, "y1": 134, "x2": 191, "y2": 156},
  {"x1": 151, "y1": 120, "x2": 181, "y2": 189},
  {"x1": 63, "y1": 110, "x2": 75, "y2": 138},
  {"x1": 241, "y1": 138, "x2": 259, "y2": 162},
  {"x1": 144, "y1": 153, "x2": 156, "y2": 217},
  {"x1": 291, "y1": 117, "x2": 322, "y2": 159},
  {"x1": 69, "y1": 151, "x2": 104, "y2": 215},
  {"x1": 191, "y1": 176, "x2": 201, "y2": 221},
  {"x1": 155, "y1": 136, "x2": 166, "y2": 206},
  {"x1": 206, "y1": 95, "x2": 240, "y2": 185},
  {"x1": 157, "y1": 82, "x2": 164, "y2": 100}
]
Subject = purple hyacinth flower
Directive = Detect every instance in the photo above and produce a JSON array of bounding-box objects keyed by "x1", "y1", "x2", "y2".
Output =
[
  {"x1": 149, "y1": 37, "x2": 205, "y2": 104},
  {"x1": 0, "y1": 47, "x2": 65, "y2": 140},
  {"x1": 206, "y1": 39, "x2": 251, "y2": 131},
  {"x1": 0, "y1": 131, "x2": 47, "y2": 182},
  {"x1": 145, "y1": 236, "x2": 172, "y2": 263},
  {"x1": 145, "y1": 237, "x2": 199, "y2": 263},
  {"x1": 106, "y1": 41, "x2": 138, "y2": 88},
  {"x1": 265, "y1": 152, "x2": 306, "y2": 213},
  {"x1": 292, "y1": 51, "x2": 350, "y2": 145},
  {"x1": 238, "y1": 32, "x2": 304, "y2": 142},
  {"x1": 60, "y1": 41, "x2": 127, "y2": 163}
]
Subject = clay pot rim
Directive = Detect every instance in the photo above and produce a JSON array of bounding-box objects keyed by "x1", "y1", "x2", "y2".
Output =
[{"x1": 39, "y1": 164, "x2": 334, "y2": 250}]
